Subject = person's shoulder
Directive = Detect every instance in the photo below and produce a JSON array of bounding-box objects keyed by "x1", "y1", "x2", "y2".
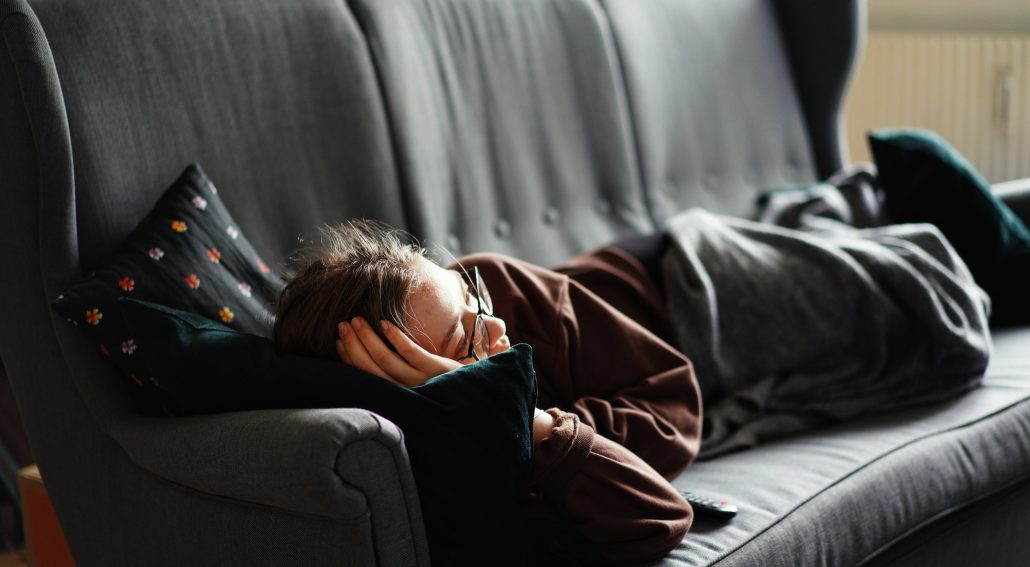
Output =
[
  {"x1": 454, "y1": 253, "x2": 568, "y2": 296},
  {"x1": 455, "y1": 252, "x2": 539, "y2": 272}
]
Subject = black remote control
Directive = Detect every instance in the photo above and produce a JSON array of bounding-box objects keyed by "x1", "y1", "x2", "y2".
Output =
[{"x1": 679, "y1": 491, "x2": 738, "y2": 520}]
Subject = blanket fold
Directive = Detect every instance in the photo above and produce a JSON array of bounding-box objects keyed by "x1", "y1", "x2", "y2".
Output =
[{"x1": 662, "y1": 175, "x2": 991, "y2": 458}]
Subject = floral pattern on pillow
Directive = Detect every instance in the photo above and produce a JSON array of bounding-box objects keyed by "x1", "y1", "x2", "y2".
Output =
[{"x1": 51, "y1": 164, "x2": 284, "y2": 415}]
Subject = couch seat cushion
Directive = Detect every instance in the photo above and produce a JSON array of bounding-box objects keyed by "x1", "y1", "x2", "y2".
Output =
[{"x1": 655, "y1": 326, "x2": 1030, "y2": 566}]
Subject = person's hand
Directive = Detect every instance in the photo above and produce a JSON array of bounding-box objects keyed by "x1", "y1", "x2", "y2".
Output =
[
  {"x1": 532, "y1": 408, "x2": 556, "y2": 448},
  {"x1": 336, "y1": 316, "x2": 462, "y2": 388}
]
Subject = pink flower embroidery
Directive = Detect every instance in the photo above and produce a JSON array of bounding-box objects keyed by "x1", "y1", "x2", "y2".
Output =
[
  {"x1": 148, "y1": 247, "x2": 165, "y2": 261},
  {"x1": 171, "y1": 220, "x2": 188, "y2": 233},
  {"x1": 226, "y1": 225, "x2": 239, "y2": 240},
  {"x1": 218, "y1": 306, "x2": 234, "y2": 323},
  {"x1": 192, "y1": 195, "x2": 208, "y2": 210},
  {"x1": 118, "y1": 276, "x2": 135, "y2": 292},
  {"x1": 257, "y1": 260, "x2": 270, "y2": 274},
  {"x1": 85, "y1": 308, "x2": 103, "y2": 326},
  {"x1": 184, "y1": 273, "x2": 201, "y2": 289},
  {"x1": 100, "y1": 343, "x2": 111, "y2": 357},
  {"x1": 121, "y1": 339, "x2": 137, "y2": 355},
  {"x1": 238, "y1": 282, "x2": 252, "y2": 297},
  {"x1": 207, "y1": 247, "x2": 222, "y2": 263}
]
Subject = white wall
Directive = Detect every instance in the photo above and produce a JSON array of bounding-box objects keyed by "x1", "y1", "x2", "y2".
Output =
[
  {"x1": 870, "y1": 0, "x2": 1030, "y2": 34},
  {"x1": 844, "y1": 0, "x2": 1030, "y2": 182},
  {"x1": 846, "y1": 31, "x2": 1030, "y2": 183}
]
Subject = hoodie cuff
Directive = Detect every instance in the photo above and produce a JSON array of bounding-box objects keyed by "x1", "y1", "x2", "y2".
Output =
[{"x1": 532, "y1": 408, "x2": 595, "y2": 497}]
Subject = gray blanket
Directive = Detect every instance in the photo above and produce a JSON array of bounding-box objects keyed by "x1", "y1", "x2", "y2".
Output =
[{"x1": 661, "y1": 178, "x2": 992, "y2": 458}]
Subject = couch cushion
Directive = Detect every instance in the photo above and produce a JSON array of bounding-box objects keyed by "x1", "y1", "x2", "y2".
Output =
[
  {"x1": 349, "y1": 0, "x2": 655, "y2": 266},
  {"x1": 30, "y1": 0, "x2": 404, "y2": 271},
  {"x1": 657, "y1": 326, "x2": 1030, "y2": 566},
  {"x1": 602, "y1": 0, "x2": 819, "y2": 224}
]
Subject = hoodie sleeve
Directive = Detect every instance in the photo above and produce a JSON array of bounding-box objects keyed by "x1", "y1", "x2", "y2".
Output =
[
  {"x1": 459, "y1": 251, "x2": 702, "y2": 480},
  {"x1": 531, "y1": 408, "x2": 693, "y2": 564},
  {"x1": 455, "y1": 252, "x2": 703, "y2": 562},
  {"x1": 554, "y1": 262, "x2": 702, "y2": 481}
]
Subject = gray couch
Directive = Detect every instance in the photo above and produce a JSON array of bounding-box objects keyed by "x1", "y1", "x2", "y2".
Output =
[{"x1": 1, "y1": 0, "x2": 1029, "y2": 564}]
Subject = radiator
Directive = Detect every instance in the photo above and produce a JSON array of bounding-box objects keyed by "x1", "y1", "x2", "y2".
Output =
[{"x1": 845, "y1": 30, "x2": 1030, "y2": 183}]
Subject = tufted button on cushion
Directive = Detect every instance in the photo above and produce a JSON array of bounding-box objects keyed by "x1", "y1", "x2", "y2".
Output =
[
  {"x1": 595, "y1": 198, "x2": 612, "y2": 216},
  {"x1": 542, "y1": 207, "x2": 561, "y2": 226},
  {"x1": 493, "y1": 219, "x2": 511, "y2": 239},
  {"x1": 787, "y1": 151, "x2": 801, "y2": 170}
]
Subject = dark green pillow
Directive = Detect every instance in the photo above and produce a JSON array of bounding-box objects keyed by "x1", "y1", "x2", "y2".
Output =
[
  {"x1": 869, "y1": 128, "x2": 1030, "y2": 326},
  {"x1": 119, "y1": 297, "x2": 537, "y2": 565}
]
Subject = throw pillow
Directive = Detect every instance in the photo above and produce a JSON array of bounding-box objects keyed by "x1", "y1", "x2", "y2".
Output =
[
  {"x1": 119, "y1": 297, "x2": 537, "y2": 566},
  {"x1": 51, "y1": 165, "x2": 284, "y2": 413},
  {"x1": 868, "y1": 128, "x2": 1030, "y2": 326}
]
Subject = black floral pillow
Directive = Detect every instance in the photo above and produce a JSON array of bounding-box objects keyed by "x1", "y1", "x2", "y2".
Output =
[{"x1": 52, "y1": 164, "x2": 284, "y2": 414}]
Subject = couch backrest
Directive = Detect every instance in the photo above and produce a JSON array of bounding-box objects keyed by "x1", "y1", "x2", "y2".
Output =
[
  {"x1": 0, "y1": 0, "x2": 862, "y2": 559},
  {"x1": 350, "y1": 0, "x2": 655, "y2": 266},
  {"x1": 348, "y1": 0, "x2": 862, "y2": 263},
  {"x1": 604, "y1": 0, "x2": 817, "y2": 222}
]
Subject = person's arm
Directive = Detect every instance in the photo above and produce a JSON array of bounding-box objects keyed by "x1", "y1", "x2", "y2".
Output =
[
  {"x1": 531, "y1": 408, "x2": 693, "y2": 564},
  {"x1": 464, "y1": 253, "x2": 702, "y2": 480},
  {"x1": 455, "y1": 254, "x2": 700, "y2": 560},
  {"x1": 337, "y1": 309, "x2": 691, "y2": 561},
  {"x1": 555, "y1": 278, "x2": 702, "y2": 481}
]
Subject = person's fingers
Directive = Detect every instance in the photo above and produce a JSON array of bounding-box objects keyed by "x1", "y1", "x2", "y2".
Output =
[
  {"x1": 491, "y1": 334, "x2": 511, "y2": 355},
  {"x1": 381, "y1": 320, "x2": 461, "y2": 375},
  {"x1": 336, "y1": 337, "x2": 351, "y2": 365},
  {"x1": 351, "y1": 317, "x2": 426, "y2": 387},
  {"x1": 336, "y1": 323, "x2": 355, "y2": 366},
  {"x1": 338, "y1": 320, "x2": 397, "y2": 384}
]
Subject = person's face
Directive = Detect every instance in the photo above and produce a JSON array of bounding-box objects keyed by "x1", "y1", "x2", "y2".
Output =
[{"x1": 403, "y1": 257, "x2": 509, "y2": 361}]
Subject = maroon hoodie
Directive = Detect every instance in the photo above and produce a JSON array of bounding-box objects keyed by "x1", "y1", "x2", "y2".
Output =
[{"x1": 456, "y1": 247, "x2": 702, "y2": 563}]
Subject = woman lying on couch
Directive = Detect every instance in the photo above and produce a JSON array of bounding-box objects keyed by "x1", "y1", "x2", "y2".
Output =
[
  {"x1": 273, "y1": 220, "x2": 701, "y2": 564},
  {"x1": 272, "y1": 156, "x2": 996, "y2": 562}
]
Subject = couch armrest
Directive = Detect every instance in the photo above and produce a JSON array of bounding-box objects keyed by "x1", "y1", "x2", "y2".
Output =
[
  {"x1": 108, "y1": 407, "x2": 430, "y2": 566},
  {"x1": 993, "y1": 178, "x2": 1030, "y2": 226}
]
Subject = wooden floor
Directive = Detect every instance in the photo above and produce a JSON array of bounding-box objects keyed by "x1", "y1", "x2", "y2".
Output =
[{"x1": 0, "y1": 551, "x2": 27, "y2": 567}]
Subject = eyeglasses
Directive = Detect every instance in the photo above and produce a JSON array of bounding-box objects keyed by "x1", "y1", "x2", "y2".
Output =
[{"x1": 458, "y1": 266, "x2": 494, "y2": 362}]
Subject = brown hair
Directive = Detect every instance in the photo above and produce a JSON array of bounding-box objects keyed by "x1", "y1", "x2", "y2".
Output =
[{"x1": 273, "y1": 219, "x2": 427, "y2": 359}]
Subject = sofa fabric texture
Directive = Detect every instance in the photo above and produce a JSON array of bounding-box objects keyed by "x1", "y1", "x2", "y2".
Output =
[
  {"x1": 350, "y1": 0, "x2": 655, "y2": 266},
  {"x1": 601, "y1": 0, "x2": 819, "y2": 223},
  {"x1": 4, "y1": 0, "x2": 1030, "y2": 565},
  {"x1": 652, "y1": 326, "x2": 1030, "y2": 566}
]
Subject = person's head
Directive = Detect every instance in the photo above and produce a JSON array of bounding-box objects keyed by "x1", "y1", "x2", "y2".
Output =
[{"x1": 274, "y1": 220, "x2": 508, "y2": 361}]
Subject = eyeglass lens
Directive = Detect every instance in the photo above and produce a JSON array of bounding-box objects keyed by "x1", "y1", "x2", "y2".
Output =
[
  {"x1": 472, "y1": 315, "x2": 490, "y2": 360},
  {"x1": 467, "y1": 267, "x2": 492, "y2": 360}
]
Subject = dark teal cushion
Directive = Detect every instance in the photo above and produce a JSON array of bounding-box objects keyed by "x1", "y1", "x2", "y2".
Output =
[
  {"x1": 119, "y1": 297, "x2": 537, "y2": 565},
  {"x1": 869, "y1": 128, "x2": 1030, "y2": 326}
]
